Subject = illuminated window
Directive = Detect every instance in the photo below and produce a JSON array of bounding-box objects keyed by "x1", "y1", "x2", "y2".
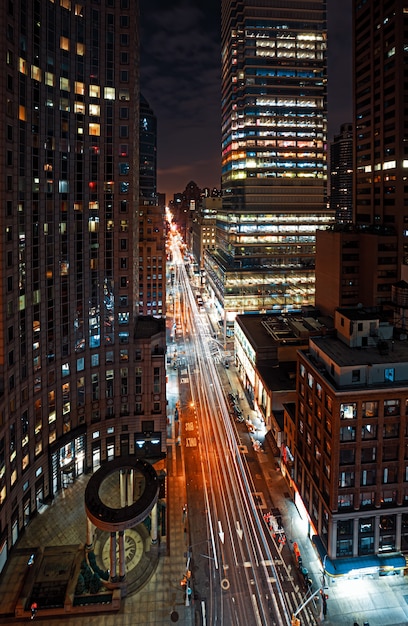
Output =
[
  {"x1": 89, "y1": 103, "x2": 100, "y2": 116},
  {"x1": 74, "y1": 101, "x2": 85, "y2": 114},
  {"x1": 45, "y1": 72, "x2": 54, "y2": 86},
  {"x1": 31, "y1": 65, "x2": 42, "y2": 81},
  {"x1": 60, "y1": 97, "x2": 70, "y2": 111},
  {"x1": 104, "y1": 87, "x2": 115, "y2": 100},
  {"x1": 19, "y1": 105, "x2": 26, "y2": 121},
  {"x1": 19, "y1": 58, "x2": 28, "y2": 74},
  {"x1": 60, "y1": 77, "x2": 70, "y2": 91},
  {"x1": 89, "y1": 85, "x2": 100, "y2": 98},
  {"x1": 75, "y1": 81, "x2": 85, "y2": 95},
  {"x1": 60, "y1": 36, "x2": 70, "y2": 51},
  {"x1": 384, "y1": 368, "x2": 395, "y2": 382},
  {"x1": 118, "y1": 312, "x2": 129, "y2": 324},
  {"x1": 89, "y1": 123, "x2": 100, "y2": 136},
  {"x1": 119, "y1": 89, "x2": 129, "y2": 101},
  {"x1": 340, "y1": 403, "x2": 356, "y2": 419},
  {"x1": 62, "y1": 362, "x2": 70, "y2": 377},
  {"x1": 76, "y1": 42, "x2": 85, "y2": 56},
  {"x1": 22, "y1": 452, "x2": 29, "y2": 471},
  {"x1": 88, "y1": 217, "x2": 99, "y2": 232}
]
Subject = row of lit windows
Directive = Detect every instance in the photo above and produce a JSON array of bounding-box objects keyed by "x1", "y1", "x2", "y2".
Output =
[
  {"x1": 217, "y1": 213, "x2": 330, "y2": 225},
  {"x1": 229, "y1": 130, "x2": 325, "y2": 141},
  {"x1": 20, "y1": 364, "x2": 150, "y2": 426},
  {"x1": 226, "y1": 159, "x2": 324, "y2": 170},
  {"x1": 256, "y1": 97, "x2": 320, "y2": 108},
  {"x1": 18, "y1": 57, "x2": 130, "y2": 101},
  {"x1": 254, "y1": 40, "x2": 323, "y2": 50},
  {"x1": 231, "y1": 110, "x2": 324, "y2": 122},
  {"x1": 255, "y1": 50, "x2": 324, "y2": 60},
  {"x1": 229, "y1": 224, "x2": 319, "y2": 234},
  {"x1": 244, "y1": 31, "x2": 324, "y2": 43},
  {"x1": 227, "y1": 171, "x2": 324, "y2": 181}
]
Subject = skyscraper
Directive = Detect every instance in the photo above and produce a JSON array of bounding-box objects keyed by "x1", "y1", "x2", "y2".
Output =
[
  {"x1": 139, "y1": 93, "x2": 157, "y2": 206},
  {"x1": 354, "y1": 0, "x2": 408, "y2": 267},
  {"x1": 315, "y1": 1, "x2": 408, "y2": 314},
  {"x1": 330, "y1": 122, "x2": 353, "y2": 224},
  {"x1": 205, "y1": 0, "x2": 332, "y2": 319},
  {"x1": 0, "y1": 0, "x2": 167, "y2": 571}
]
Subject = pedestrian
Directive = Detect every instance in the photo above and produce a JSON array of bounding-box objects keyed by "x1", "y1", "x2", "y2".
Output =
[{"x1": 30, "y1": 602, "x2": 38, "y2": 619}]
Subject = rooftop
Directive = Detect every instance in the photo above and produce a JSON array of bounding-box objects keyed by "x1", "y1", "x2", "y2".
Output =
[
  {"x1": 235, "y1": 312, "x2": 325, "y2": 350},
  {"x1": 310, "y1": 334, "x2": 408, "y2": 368}
]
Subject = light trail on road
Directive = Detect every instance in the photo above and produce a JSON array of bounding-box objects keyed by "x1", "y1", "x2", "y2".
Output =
[{"x1": 170, "y1": 236, "x2": 318, "y2": 626}]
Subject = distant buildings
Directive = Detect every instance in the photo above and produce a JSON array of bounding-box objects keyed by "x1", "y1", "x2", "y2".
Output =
[
  {"x1": 138, "y1": 96, "x2": 166, "y2": 318},
  {"x1": 205, "y1": 0, "x2": 332, "y2": 319},
  {"x1": 139, "y1": 94, "x2": 158, "y2": 206},
  {"x1": 170, "y1": 181, "x2": 202, "y2": 248},
  {"x1": 138, "y1": 204, "x2": 166, "y2": 317},
  {"x1": 191, "y1": 196, "x2": 220, "y2": 270},
  {"x1": 330, "y1": 123, "x2": 353, "y2": 224}
]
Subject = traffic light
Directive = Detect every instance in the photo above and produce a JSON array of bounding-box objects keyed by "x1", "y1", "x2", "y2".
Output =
[{"x1": 291, "y1": 616, "x2": 300, "y2": 626}]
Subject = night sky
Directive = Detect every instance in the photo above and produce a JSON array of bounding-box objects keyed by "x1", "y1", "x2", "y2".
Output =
[{"x1": 140, "y1": 1, "x2": 353, "y2": 201}]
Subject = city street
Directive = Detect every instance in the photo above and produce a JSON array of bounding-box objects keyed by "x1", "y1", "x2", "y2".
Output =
[{"x1": 169, "y1": 237, "x2": 319, "y2": 626}]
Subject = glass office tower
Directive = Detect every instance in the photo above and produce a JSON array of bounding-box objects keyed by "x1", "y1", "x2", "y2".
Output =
[
  {"x1": 0, "y1": 0, "x2": 167, "y2": 572},
  {"x1": 205, "y1": 0, "x2": 333, "y2": 317}
]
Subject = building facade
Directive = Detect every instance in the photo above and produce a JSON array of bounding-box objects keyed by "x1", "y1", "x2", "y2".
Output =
[
  {"x1": 353, "y1": 0, "x2": 408, "y2": 272},
  {"x1": 315, "y1": 224, "x2": 398, "y2": 316},
  {"x1": 315, "y1": 1, "x2": 408, "y2": 315},
  {"x1": 0, "y1": 0, "x2": 167, "y2": 573},
  {"x1": 205, "y1": 0, "x2": 333, "y2": 318},
  {"x1": 191, "y1": 196, "x2": 220, "y2": 270},
  {"x1": 296, "y1": 308, "x2": 408, "y2": 574},
  {"x1": 139, "y1": 93, "x2": 157, "y2": 206},
  {"x1": 330, "y1": 122, "x2": 353, "y2": 224},
  {"x1": 138, "y1": 205, "x2": 166, "y2": 317}
]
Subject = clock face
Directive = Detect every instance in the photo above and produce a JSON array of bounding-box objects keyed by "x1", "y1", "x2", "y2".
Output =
[{"x1": 101, "y1": 528, "x2": 144, "y2": 573}]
